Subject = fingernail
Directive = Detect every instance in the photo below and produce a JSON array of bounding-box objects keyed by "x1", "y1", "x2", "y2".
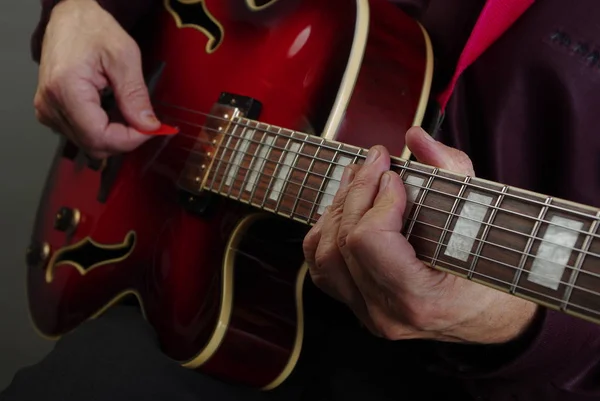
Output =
[
  {"x1": 141, "y1": 110, "x2": 159, "y2": 124},
  {"x1": 380, "y1": 172, "x2": 391, "y2": 190},
  {"x1": 365, "y1": 148, "x2": 380, "y2": 165},
  {"x1": 340, "y1": 166, "x2": 355, "y2": 187}
]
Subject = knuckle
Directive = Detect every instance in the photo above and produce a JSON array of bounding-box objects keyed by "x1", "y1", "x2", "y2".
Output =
[
  {"x1": 33, "y1": 92, "x2": 44, "y2": 111},
  {"x1": 302, "y1": 233, "x2": 317, "y2": 261},
  {"x1": 309, "y1": 271, "x2": 328, "y2": 291},
  {"x1": 453, "y1": 149, "x2": 475, "y2": 174},
  {"x1": 308, "y1": 260, "x2": 331, "y2": 292},
  {"x1": 313, "y1": 246, "x2": 335, "y2": 272},
  {"x1": 348, "y1": 174, "x2": 371, "y2": 192},
  {"x1": 111, "y1": 37, "x2": 140, "y2": 60},
  {"x1": 118, "y1": 80, "x2": 147, "y2": 101},
  {"x1": 79, "y1": 133, "x2": 103, "y2": 152},
  {"x1": 344, "y1": 225, "x2": 368, "y2": 252},
  {"x1": 45, "y1": 67, "x2": 69, "y2": 93}
]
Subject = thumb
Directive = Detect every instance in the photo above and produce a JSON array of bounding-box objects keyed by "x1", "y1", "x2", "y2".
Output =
[
  {"x1": 103, "y1": 43, "x2": 161, "y2": 132},
  {"x1": 405, "y1": 127, "x2": 475, "y2": 176}
]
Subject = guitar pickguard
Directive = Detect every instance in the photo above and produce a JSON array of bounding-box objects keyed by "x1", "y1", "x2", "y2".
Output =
[
  {"x1": 45, "y1": 231, "x2": 137, "y2": 283},
  {"x1": 165, "y1": 0, "x2": 224, "y2": 54}
]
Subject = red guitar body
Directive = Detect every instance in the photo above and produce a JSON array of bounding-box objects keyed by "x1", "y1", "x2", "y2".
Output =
[{"x1": 26, "y1": 0, "x2": 432, "y2": 389}]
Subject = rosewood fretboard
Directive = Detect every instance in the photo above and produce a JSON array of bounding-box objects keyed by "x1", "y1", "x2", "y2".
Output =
[{"x1": 178, "y1": 112, "x2": 600, "y2": 327}]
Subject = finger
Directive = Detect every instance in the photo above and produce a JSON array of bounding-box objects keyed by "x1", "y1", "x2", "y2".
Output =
[
  {"x1": 310, "y1": 165, "x2": 362, "y2": 304},
  {"x1": 34, "y1": 100, "x2": 59, "y2": 132},
  {"x1": 302, "y1": 207, "x2": 328, "y2": 268},
  {"x1": 337, "y1": 146, "x2": 390, "y2": 253},
  {"x1": 37, "y1": 91, "x2": 90, "y2": 149},
  {"x1": 344, "y1": 172, "x2": 421, "y2": 296},
  {"x1": 57, "y1": 77, "x2": 149, "y2": 158},
  {"x1": 360, "y1": 171, "x2": 407, "y2": 233},
  {"x1": 102, "y1": 39, "x2": 161, "y2": 133},
  {"x1": 405, "y1": 126, "x2": 475, "y2": 175},
  {"x1": 349, "y1": 172, "x2": 449, "y2": 315}
]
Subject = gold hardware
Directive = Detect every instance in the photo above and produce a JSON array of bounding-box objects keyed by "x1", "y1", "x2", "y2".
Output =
[
  {"x1": 54, "y1": 207, "x2": 81, "y2": 233},
  {"x1": 177, "y1": 102, "x2": 241, "y2": 195},
  {"x1": 26, "y1": 242, "x2": 50, "y2": 268}
]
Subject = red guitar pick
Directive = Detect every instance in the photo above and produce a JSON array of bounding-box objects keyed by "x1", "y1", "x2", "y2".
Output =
[{"x1": 141, "y1": 123, "x2": 179, "y2": 136}]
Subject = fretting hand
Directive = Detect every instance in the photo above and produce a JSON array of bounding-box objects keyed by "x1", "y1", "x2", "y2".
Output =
[
  {"x1": 302, "y1": 127, "x2": 538, "y2": 344},
  {"x1": 34, "y1": 0, "x2": 160, "y2": 159}
]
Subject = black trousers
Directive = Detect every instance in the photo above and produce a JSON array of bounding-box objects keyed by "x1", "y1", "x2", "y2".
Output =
[{"x1": 0, "y1": 305, "x2": 471, "y2": 401}]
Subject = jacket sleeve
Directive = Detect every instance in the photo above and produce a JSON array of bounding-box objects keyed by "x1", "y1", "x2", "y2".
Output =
[
  {"x1": 31, "y1": 0, "x2": 157, "y2": 63},
  {"x1": 430, "y1": 308, "x2": 600, "y2": 397}
]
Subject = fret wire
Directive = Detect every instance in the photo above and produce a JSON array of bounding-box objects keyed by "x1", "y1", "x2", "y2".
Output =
[
  {"x1": 405, "y1": 168, "x2": 438, "y2": 241},
  {"x1": 398, "y1": 160, "x2": 410, "y2": 179},
  {"x1": 561, "y1": 210, "x2": 600, "y2": 310},
  {"x1": 210, "y1": 237, "x2": 598, "y2": 314},
  {"x1": 261, "y1": 127, "x2": 286, "y2": 209},
  {"x1": 406, "y1": 213, "x2": 600, "y2": 279},
  {"x1": 308, "y1": 143, "x2": 341, "y2": 223},
  {"x1": 468, "y1": 186, "x2": 508, "y2": 279},
  {"x1": 160, "y1": 103, "x2": 599, "y2": 224},
  {"x1": 214, "y1": 122, "x2": 239, "y2": 194},
  {"x1": 277, "y1": 136, "x2": 305, "y2": 216},
  {"x1": 168, "y1": 113, "x2": 600, "y2": 226},
  {"x1": 201, "y1": 211, "x2": 600, "y2": 315},
  {"x1": 202, "y1": 165, "x2": 600, "y2": 279},
  {"x1": 293, "y1": 144, "x2": 319, "y2": 221},
  {"x1": 305, "y1": 137, "x2": 328, "y2": 223},
  {"x1": 511, "y1": 197, "x2": 552, "y2": 294},
  {"x1": 237, "y1": 121, "x2": 261, "y2": 202},
  {"x1": 225, "y1": 125, "x2": 249, "y2": 199},
  {"x1": 411, "y1": 234, "x2": 600, "y2": 299},
  {"x1": 432, "y1": 176, "x2": 471, "y2": 268},
  {"x1": 196, "y1": 151, "x2": 600, "y2": 260},
  {"x1": 177, "y1": 120, "x2": 600, "y2": 239},
  {"x1": 247, "y1": 127, "x2": 270, "y2": 206},
  {"x1": 211, "y1": 235, "x2": 599, "y2": 316},
  {"x1": 415, "y1": 250, "x2": 600, "y2": 319}
]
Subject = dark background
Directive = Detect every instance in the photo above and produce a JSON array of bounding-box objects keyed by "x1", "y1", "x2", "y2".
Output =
[{"x1": 0, "y1": 0, "x2": 55, "y2": 389}]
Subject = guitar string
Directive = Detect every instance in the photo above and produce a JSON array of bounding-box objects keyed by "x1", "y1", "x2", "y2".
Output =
[
  {"x1": 167, "y1": 145, "x2": 600, "y2": 288},
  {"x1": 168, "y1": 138, "x2": 600, "y2": 266},
  {"x1": 156, "y1": 101, "x2": 600, "y2": 224},
  {"x1": 223, "y1": 240, "x2": 600, "y2": 317},
  {"x1": 414, "y1": 251, "x2": 600, "y2": 316},
  {"x1": 410, "y1": 233, "x2": 600, "y2": 297},
  {"x1": 206, "y1": 175, "x2": 600, "y2": 285},
  {"x1": 158, "y1": 110, "x2": 600, "y2": 242},
  {"x1": 162, "y1": 120, "x2": 600, "y2": 258},
  {"x1": 171, "y1": 138, "x2": 600, "y2": 261},
  {"x1": 145, "y1": 114, "x2": 600, "y2": 308}
]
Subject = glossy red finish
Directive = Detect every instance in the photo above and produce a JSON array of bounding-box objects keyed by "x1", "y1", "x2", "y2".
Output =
[{"x1": 27, "y1": 0, "x2": 429, "y2": 388}]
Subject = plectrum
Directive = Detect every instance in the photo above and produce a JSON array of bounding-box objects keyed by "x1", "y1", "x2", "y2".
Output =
[{"x1": 141, "y1": 123, "x2": 179, "y2": 136}]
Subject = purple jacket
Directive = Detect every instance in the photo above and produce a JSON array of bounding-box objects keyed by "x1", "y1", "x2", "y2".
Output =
[{"x1": 30, "y1": 1, "x2": 600, "y2": 400}]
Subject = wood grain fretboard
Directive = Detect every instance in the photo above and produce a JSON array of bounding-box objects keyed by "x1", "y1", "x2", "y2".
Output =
[{"x1": 180, "y1": 115, "x2": 600, "y2": 326}]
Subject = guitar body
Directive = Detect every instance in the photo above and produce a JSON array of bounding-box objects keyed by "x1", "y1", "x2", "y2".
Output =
[{"x1": 26, "y1": 0, "x2": 432, "y2": 389}]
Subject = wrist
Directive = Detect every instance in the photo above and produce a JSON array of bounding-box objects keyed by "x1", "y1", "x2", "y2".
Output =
[
  {"x1": 448, "y1": 288, "x2": 539, "y2": 344},
  {"x1": 430, "y1": 306, "x2": 547, "y2": 376}
]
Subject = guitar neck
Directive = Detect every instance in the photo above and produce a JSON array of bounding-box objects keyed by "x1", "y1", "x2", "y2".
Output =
[{"x1": 180, "y1": 115, "x2": 600, "y2": 326}]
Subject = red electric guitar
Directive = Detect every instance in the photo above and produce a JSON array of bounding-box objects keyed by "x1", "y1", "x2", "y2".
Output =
[{"x1": 26, "y1": 0, "x2": 600, "y2": 391}]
